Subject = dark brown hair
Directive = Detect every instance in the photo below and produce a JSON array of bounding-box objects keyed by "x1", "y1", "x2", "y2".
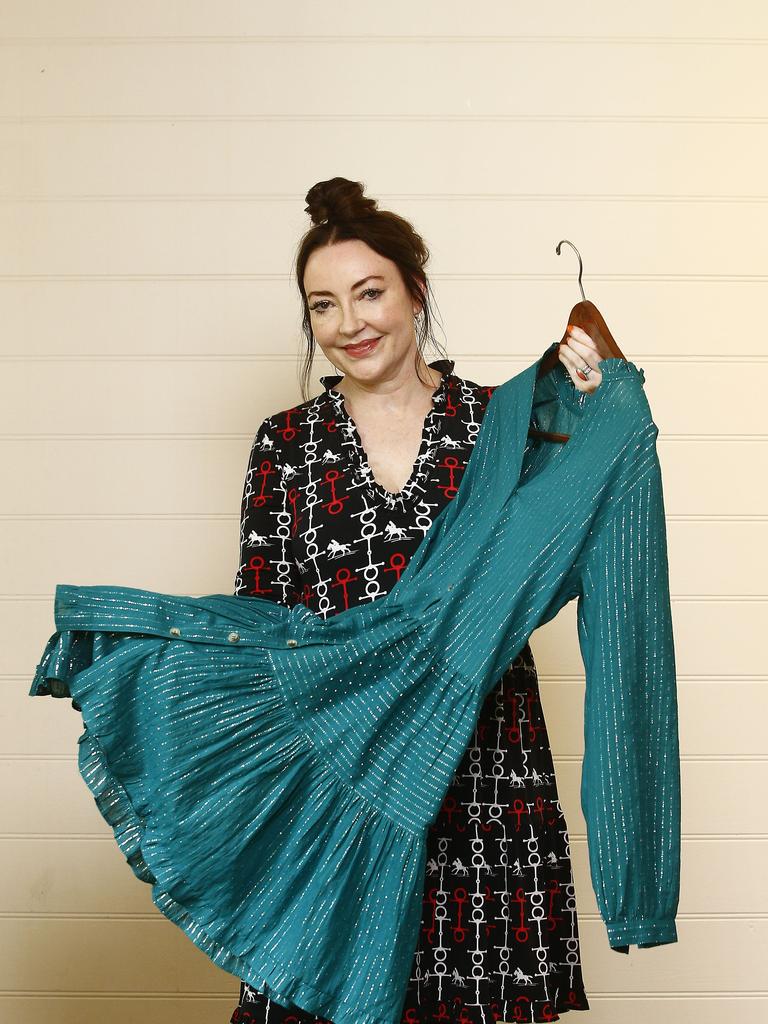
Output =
[{"x1": 293, "y1": 176, "x2": 448, "y2": 402}]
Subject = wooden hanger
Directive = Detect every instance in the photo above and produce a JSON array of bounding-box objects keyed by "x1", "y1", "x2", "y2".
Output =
[{"x1": 528, "y1": 239, "x2": 628, "y2": 444}]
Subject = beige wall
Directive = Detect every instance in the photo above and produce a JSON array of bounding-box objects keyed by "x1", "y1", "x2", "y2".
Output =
[{"x1": 2, "y1": 2, "x2": 767, "y2": 1021}]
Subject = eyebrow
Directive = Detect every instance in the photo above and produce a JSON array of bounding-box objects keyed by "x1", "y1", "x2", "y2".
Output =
[{"x1": 307, "y1": 275, "x2": 385, "y2": 300}]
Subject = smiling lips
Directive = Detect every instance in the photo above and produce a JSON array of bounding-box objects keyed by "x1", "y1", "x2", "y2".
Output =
[{"x1": 345, "y1": 337, "x2": 381, "y2": 357}]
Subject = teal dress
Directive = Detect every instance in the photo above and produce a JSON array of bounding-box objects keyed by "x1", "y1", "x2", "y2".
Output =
[{"x1": 29, "y1": 343, "x2": 681, "y2": 1024}]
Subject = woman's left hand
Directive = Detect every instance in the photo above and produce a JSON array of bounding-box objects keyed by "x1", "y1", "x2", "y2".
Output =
[{"x1": 557, "y1": 324, "x2": 607, "y2": 394}]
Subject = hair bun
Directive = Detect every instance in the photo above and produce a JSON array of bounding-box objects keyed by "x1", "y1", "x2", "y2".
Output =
[{"x1": 304, "y1": 177, "x2": 379, "y2": 227}]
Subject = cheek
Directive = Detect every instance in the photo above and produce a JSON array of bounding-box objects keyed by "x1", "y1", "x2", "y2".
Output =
[
  {"x1": 312, "y1": 321, "x2": 341, "y2": 350},
  {"x1": 377, "y1": 308, "x2": 413, "y2": 336}
]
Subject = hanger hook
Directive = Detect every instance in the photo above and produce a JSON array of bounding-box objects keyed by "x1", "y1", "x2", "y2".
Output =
[{"x1": 555, "y1": 239, "x2": 586, "y2": 302}]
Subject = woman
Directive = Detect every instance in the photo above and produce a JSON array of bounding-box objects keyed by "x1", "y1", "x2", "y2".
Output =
[{"x1": 229, "y1": 177, "x2": 605, "y2": 1024}]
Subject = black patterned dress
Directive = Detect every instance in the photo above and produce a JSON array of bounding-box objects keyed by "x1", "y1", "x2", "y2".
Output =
[{"x1": 229, "y1": 359, "x2": 591, "y2": 1024}]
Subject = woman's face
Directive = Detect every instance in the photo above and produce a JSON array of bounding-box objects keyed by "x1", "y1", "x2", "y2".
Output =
[{"x1": 304, "y1": 238, "x2": 422, "y2": 386}]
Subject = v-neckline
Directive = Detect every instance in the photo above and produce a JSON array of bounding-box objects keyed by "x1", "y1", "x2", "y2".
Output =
[{"x1": 321, "y1": 360, "x2": 454, "y2": 510}]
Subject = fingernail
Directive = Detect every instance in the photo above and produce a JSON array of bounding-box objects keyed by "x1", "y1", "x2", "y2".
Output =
[{"x1": 566, "y1": 323, "x2": 575, "y2": 333}]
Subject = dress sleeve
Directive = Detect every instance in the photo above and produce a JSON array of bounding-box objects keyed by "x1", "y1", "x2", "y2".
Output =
[
  {"x1": 573, "y1": 441, "x2": 681, "y2": 954},
  {"x1": 234, "y1": 414, "x2": 302, "y2": 606}
]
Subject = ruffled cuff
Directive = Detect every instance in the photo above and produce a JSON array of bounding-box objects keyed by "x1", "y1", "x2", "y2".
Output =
[
  {"x1": 606, "y1": 916, "x2": 678, "y2": 954},
  {"x1": 29, "y1": 630, "x2": 94, "y2": 704}
]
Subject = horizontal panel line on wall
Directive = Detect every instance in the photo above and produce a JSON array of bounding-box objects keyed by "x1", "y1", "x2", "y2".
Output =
[
  {"x1": 3, "y1": 593, "x2": 762, "y2": 604},
  {"x1": 664, "y1": 595, "x2": 768, "y2": 602},
  {"x1": 1, "y1": 433, "x2": 764, "y2": 442},
  {"x1": 1, "y1": 910, "x2": 765, "y2": 923},
  {"x1": 0, "y1": 513, "x2": 763, "y2": 523},
  {"x1": 532, "y1": 673, "x2": 768, "y2": 681},
  {"x1": 3, "y1": 832, "x2": 766, "y2": 842},
  {"x1": 2, "y1": 271, "x2": 768, "y2": 282},
  {"x1": 0, "y1": 989, "x2": 762, "y2": 1002},
  {"x1": 3, "y1": 113, "x2": 768, "y2": 125},
  {"x1": 1, "y1": 353, "x2": 767, "y2": 364},
  {"x1": 0, "y1": 991, "x2": 237, "y2": 1000},
  {"x1": 0, "y1": 513, "x2": 237, "y2": 521},
  {"x1": 2, "y1": 34, "x2": 768, "y2": 45},
  {"x1": 7, "y1": 753, "x2": 766, "y2": 764},
  {"x1": 7, "y1": 673, "x2": 767, "y2": 682},
  {"x1": 5, "y1": 193, "x2": 768, "y2": 203}
]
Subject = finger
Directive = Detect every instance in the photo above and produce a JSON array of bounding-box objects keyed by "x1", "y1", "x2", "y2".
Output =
[
  {"x1": 565, "y1": 330, "x2": 599, "y2": 357},
  {"x1": 565, "y1": 324, "x2": 597, "y2": 349},
  {"x1": 559, "y1": 341, "x2": 602, "y2": 386},
  {"x1": 558, "y1": 345, "x2": 580, "y2": 377},
  {"x1": 563, "y1": 335, "x2": 600, "y2": 373},
  {"x1": 566, "y1": 324, "x2": 611, "y2": 361}
]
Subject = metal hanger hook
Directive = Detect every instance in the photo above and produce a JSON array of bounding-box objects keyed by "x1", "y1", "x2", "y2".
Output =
[{"x1": 556, "y1": 239, "x2": 586, "y2": 302}]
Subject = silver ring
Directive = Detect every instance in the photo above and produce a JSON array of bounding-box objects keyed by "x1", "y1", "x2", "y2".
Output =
[{"x1": 580, "y1": 364, "x2": 593, "y2": 378}]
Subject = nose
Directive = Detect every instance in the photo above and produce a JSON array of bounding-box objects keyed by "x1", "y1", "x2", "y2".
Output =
[{"x1": 339, "y1": 307, "x2": 366, "y2": 336}]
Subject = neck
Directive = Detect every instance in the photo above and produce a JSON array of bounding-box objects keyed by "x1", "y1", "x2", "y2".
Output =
[{"x1": 335, "y1": 358, "x2": 443, "y2": 411}]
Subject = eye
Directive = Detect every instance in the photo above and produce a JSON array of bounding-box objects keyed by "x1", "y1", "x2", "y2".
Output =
[{"x1": 309, "y1": 287, "x2": 383, "y2": 314}]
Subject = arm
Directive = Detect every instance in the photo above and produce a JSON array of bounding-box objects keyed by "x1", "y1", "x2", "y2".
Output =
[
  {"x1": 234, "y1": 415, "x2": 302, "y2": 606},
  {"x1": 574, "y1": 444, "x2": 681, "y2": 953}
]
